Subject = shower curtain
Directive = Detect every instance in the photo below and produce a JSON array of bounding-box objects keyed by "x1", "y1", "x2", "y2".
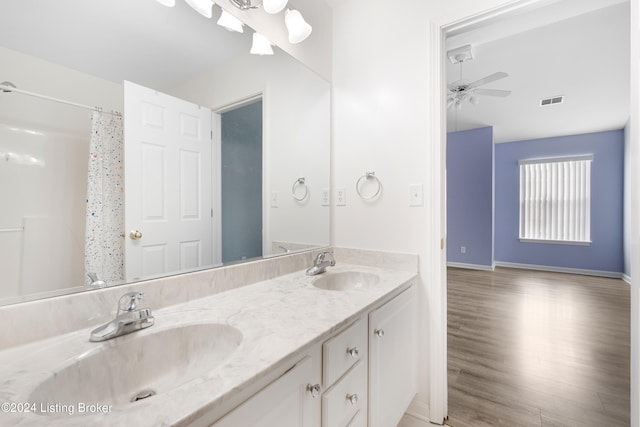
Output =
[{"x1": 84, "y1": 111, "x2": 124, "y2": 287}]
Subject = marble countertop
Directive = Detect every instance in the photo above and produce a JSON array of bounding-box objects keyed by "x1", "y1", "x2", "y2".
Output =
[{"x1": 0, "y1": 264, "x2": 415, "y2": 427}]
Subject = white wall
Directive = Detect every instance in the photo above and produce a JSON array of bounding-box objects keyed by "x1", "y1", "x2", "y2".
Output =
[
  {"x1": 0, "y1": 47, "x2": 122, "y2": 300},
  {"x1": 172, "y1": 51, "x2": 331, "y2": 255}
]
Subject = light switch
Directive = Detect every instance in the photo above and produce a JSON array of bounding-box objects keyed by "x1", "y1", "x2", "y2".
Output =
[
  {"x1": 409, "y1": 184, "x2": 423, "y2": 207},
  {"x1": 271, "y1": 191, "x2": 279, "y2": 208}
]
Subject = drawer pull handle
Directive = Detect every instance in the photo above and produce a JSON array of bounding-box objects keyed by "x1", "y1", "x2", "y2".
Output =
[
  {"x1": 346, "y1": 393, "x2": 359, "y2": 405},
  {"x1": 374, "y1": 328, "x2": 385, "y2": 337},
  {"x1": 347, "y1": 347, "x2": 359, "y2": 358},
  {"x1": 307, "y1": 383, "x2": 321, "y2": 398}
]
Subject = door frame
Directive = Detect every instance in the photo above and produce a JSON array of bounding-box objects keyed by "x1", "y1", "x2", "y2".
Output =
[{"x1": 427, "y1": 0, "x2": 639, "y2": 423}]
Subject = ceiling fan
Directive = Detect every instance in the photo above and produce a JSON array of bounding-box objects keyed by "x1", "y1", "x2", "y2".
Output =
[{"x1": 446, "y1": 45, "x2": 511, "y2": 110}]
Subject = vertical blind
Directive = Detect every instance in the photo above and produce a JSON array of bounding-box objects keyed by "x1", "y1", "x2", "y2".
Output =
[{"x1": 519, "y1": 155, "x2": 592, "y2": 243}]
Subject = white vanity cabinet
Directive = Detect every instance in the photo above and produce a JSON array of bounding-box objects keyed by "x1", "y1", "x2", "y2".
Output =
[
  {"x1": 213, "y1": 353, "x2": 322, "y2": 427},
  {"x1": 211, "y1": 282, "x2": 417, "y2": 427},
  {"x1": 368, "y1": 284, "x2": 418, "y2": 427}
]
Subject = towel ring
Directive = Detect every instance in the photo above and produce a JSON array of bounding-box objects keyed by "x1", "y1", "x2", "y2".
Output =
[
  {"x1": 356, "y1": 171, "x2": 382, "y2": 200},
  {"x1": 292, "y1": 177, "x2": 308, "y2": 201}
]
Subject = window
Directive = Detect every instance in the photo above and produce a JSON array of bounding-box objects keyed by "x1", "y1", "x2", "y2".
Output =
[{"x1": 519, "y1": 155, "x2": 592, "y2": 245}]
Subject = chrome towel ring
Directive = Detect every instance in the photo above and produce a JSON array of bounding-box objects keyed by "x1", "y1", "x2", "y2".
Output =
[
  {"x1": 292, "y1": 177, "x2": 309, "y2": 201},
  {"x1": 356, "y1": 171, "x2": 382, "y2": 200}
]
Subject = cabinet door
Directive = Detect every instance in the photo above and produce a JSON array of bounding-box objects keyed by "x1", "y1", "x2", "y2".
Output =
[
  {"x1": 368, "y1": 284, "x2": 417, "y2": 427},
  {"x1": 214, "y1": 356, "x2": 319, "y2": 427}
]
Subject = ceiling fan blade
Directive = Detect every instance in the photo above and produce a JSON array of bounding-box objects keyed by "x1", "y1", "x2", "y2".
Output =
[
  {"x1": 474, "y1": 88, "x2": 511, "y2": 97},
  {"x1": 466, "y1": 72, "x2": 508, "y2": 89}
]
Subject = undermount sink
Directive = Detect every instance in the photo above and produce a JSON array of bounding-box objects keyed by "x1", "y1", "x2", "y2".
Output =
[
  {"x1": 312, "y1": 271, "x2": 381, "y2": 291},
  {"x1": 29, "y1": 323, "x2": 242, "y2": 413}
]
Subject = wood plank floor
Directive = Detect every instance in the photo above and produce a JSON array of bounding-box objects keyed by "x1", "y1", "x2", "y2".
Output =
[{"x1": 447, "y1": 267, "x2": 630, "y2": 427}]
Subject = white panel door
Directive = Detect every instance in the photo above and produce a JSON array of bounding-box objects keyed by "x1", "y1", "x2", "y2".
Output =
[{"x1": 124, "y1": 81, "x2": 214, "y2": 280}]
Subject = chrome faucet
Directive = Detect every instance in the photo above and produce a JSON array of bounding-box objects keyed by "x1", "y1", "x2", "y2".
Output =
[
  {"x1": 90, "y1": 291, "x2": 155, "y2": 342},
  {"x1": 87, "y1": 272, "x2": 106, "y2": 289},
  {"x1": 306, "y1": 250, "x2": 336, "y2": 276}
]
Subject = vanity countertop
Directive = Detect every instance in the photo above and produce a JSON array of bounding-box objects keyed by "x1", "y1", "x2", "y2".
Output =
[{"x1": 0, "y1": 264, "x2": 416, "y2": 427}]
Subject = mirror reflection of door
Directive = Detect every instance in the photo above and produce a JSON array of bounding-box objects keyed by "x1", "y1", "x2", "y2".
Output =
[
  {"x1": 124, "y1": 81, "x2": 215, "y2": 280},
  {"x1": 220, "y1": 100, "x2": 263, "y2": 264}
]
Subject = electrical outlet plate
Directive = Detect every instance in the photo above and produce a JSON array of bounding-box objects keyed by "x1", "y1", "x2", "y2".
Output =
[
  {"x1": 336, "y1": 188, "x2": 346, "y2": 206},
  {"x1": 271, "y1": 191, "x2": 279, "y2": 208},
  {"x1": 321, "y1": 188, "x2": 330, "y2": 206}
]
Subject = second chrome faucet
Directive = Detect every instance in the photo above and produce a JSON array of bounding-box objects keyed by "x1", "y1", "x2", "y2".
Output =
[{"x1": 306, "y1": 250, "x2": 336, "y2": 276}]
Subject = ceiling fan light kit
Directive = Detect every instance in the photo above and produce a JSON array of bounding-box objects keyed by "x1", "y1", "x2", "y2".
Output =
[{"x1": 447, "y1": 44, "x2": 511, "y2": 110}]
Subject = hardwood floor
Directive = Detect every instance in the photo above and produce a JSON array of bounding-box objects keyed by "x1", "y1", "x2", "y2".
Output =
[{"x1": 447, "y1": 267, "x2": 630, "y2": 427}]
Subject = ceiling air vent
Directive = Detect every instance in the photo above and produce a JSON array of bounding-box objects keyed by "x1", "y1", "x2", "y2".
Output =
[{"x1": 540, "y1": 96, "x2": 564, "y2": 106}]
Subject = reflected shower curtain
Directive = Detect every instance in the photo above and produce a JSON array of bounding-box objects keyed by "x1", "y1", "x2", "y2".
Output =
[{"x1": 84, "y1": 111, "x2": 124, "y2": 287}]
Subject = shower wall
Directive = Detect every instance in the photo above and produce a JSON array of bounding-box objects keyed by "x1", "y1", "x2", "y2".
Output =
[{"x1": 0, "y1": 47, "x2": 122, "y2": 300}]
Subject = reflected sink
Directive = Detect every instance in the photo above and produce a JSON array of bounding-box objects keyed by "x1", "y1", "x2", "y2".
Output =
[
  {"x1": 29, "y1": 323, "x2": 242, "y2": 413},
  {"x1": 312, "y1": 271, "x2": 381, "y2": 291}
]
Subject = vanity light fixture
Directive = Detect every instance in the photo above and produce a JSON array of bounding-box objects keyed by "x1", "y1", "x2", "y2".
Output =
[
  {"x1": 250, "y1": 32, "x2": 274, "y2": 55},
  {"x1": 284, "y1": 9, "x2": 312, "y2": 44},
  {"x1": 185, "y1": 0, "x2": 214, "y2": 18},
  {"x1": 217, "y1": 9, "x2": 244, "y2": 32},
  {"x1": 228, "y1": 0, "x2": 312, "y2": 45},
  {"x1": 154, "y1": 0, "x2": 176, "y2": 6}
]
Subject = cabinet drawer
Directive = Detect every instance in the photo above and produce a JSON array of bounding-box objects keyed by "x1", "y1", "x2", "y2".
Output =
[
  {"x1": 322, "y1": 360, "x2": 366, "y2": 427},
  {"x1": 323, "y1": 318, "x2": 366, "y2": 386}
]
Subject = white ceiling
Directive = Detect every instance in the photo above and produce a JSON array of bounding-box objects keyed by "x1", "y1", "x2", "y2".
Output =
[
  {"x1": 446, "y1": 0, "x2": 630, "y2": 143},
  {"x1": 0, "y1": 0, "x2": 254, "y2": 92}
]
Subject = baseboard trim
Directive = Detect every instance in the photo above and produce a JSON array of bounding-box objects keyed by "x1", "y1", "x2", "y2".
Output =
[
  {"x1": 623, "y1": 273, "x2": 632, "y2": 284},
  {"x1": 447, "y1": 262, "x2": 495, "y2": 271},
  {"x1": 405, "y1": 398, "x2": 431, "y2": 423},
  {"x1": 494, "y1": 261, "x2": 623, "y2": 279}
]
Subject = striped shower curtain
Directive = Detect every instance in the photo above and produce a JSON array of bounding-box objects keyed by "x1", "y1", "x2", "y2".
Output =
[{"x1": 84, "y1": 111, "x2": 124, "y2": 287}]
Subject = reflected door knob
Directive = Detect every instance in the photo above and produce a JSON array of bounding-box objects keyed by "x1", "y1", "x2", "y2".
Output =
[
  {"x1": 374, "y1": 328, "x2": 384, "y2": 337},
  {"x1": 347, "y1": 347, "x2": 359, "y2": 358},
  {"x1": 130, "y1": 230, "x2": 143, "y2": 240}
]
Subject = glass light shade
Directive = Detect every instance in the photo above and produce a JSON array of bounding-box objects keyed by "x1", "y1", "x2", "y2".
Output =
[
  {"x1": 155, "y1": 0, "x2": 176, "y2": 6},
  {"x1": 250, "y1": 32, "x2": 274, "y2": 56},
  {"x1": 185, "y1": 0, "x2": 214, "y2": 18},
  {"x1": 263, "y1": 0, "x2": 288, "y2": 14},
  {"x1": 285, "y1": 9, "x2": 312, "y2": 44},
  {"x1": 217, "y1": 10, "x2": 244, "y2": 32}
]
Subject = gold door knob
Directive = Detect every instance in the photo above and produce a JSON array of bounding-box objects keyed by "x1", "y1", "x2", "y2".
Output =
[{"x1": 130, "y1": 230, "x2": 143, "y2": 240}]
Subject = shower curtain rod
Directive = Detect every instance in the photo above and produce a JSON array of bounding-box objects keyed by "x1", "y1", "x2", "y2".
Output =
[{"x1": 0, "y1": 82, "x2": 121, "y2": 116}]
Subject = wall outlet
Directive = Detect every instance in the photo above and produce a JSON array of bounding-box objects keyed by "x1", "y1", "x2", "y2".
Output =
[
  {"x1": 460, "y1": 246, "x2": 466, "y2": 254},
  {"x1": 336, "y1": 188, "x2": 346, "y2": 206},
  {"x1": 321, "y1": 188, "x2": 330, "y2": 206},
  {"x1": 270, "y1": 191, "x2": 279, "y2": 208}
]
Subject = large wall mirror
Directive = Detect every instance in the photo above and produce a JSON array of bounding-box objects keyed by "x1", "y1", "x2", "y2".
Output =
[{"x1": 0, "y1": 0, "x2": 330, "y2": 306}]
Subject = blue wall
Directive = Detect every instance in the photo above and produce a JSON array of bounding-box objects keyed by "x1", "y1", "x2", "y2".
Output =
[
  {"x1": 495, "y1": 130, "x2": 624, "y2": 273},
  {"x1": 447, "y1": 127, "x2": 494, "y2": 267},
  {"x1": 221, "y1": 101, "x2": 263, "y2": 263}
]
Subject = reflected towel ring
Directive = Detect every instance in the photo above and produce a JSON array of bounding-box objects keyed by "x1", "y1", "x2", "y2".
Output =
[
  {"x1": 356, "y1": 171, "x2": 382, "y2": 200},
  {"x1": 292, "y1": 177, "x2": 308, "y2": 201}
]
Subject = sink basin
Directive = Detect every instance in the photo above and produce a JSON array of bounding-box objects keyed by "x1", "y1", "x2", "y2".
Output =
[
  {"x1": 312, "y1": 271, "x2": 381, "y2": 291},
  {"x1": 29, "y1": 323, "x2": 242, "y2": 412}
]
